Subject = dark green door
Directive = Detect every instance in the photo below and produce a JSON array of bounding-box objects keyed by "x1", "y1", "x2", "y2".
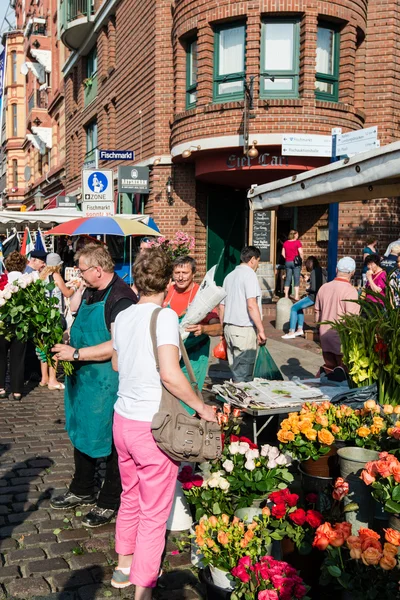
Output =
[{"x1": 207, "y1": 187, "x2": 247, "y2": 286}]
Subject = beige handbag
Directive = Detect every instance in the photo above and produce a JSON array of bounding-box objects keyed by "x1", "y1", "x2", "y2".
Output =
[{"x1": 150, "y1": 308, "x2": 222, "y2": 463}]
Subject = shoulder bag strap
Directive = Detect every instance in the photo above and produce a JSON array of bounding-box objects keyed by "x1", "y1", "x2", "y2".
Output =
[{"x1": 150, "y1": 307, "x2": 203, "y2": 400}]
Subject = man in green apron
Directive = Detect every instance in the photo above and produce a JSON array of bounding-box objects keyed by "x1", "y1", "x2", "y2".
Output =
[
  {"x1": 163, "y1": 256, "x2": 222, "y2": 395},
  {"x1": 50, "y1": 244, "x2": 137, "y2": 527}
]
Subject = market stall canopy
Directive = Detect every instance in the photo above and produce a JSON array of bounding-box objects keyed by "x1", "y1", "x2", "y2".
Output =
[
  {"x1": 248, "y1": 140, "x2": 400, "y2": 210},
  {"x1": 0, "y1": 208, "x2": 159, "y2": 229},
  {"x1": 45, "y1": 216, "x2": 162, "y2": 237}
]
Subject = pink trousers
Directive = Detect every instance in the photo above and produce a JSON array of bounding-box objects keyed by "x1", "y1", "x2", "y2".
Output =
[{"x1": 113, "y1": 412, "x2": 179, "y2": 588}]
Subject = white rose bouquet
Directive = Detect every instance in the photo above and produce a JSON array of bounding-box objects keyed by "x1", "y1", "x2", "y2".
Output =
[{"x1": 0, "y1": 274, "x2": 73, "y2": 375}]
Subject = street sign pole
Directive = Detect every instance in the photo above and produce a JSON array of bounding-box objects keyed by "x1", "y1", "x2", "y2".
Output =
[{"x1": 327, "y1": 128, "x2": 342, "y2": 281}]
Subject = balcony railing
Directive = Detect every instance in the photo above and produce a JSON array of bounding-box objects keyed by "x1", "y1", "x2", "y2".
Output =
[
  {"x1": 66, "y1": 0, "x2": 94, "y2": 23},
  {"x1": 31, "y1": 23, "x2": 47, "y2": 36},
  {"x1": 60, "y1": 0, "x2": 95, "y2": 50}
]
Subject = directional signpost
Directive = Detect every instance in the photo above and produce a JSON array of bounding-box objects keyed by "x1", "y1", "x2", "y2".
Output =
[
  {"x1": 282, "y1": 134, "x2": 332, "y2": 157},
  {"x1": 336, "y1": 126, "x2": 379, "y2": 157}
]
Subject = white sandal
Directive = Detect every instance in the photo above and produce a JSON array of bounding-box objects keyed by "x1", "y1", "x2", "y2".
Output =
[{"x1": 48, "y1": 383, "x2": 65, "y2": 391}]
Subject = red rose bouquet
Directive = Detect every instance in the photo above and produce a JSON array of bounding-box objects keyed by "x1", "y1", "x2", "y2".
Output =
[
  {"x1": 230, "y1": 555, "x2": 310, "y2": 600},
  {"x1": 267, "y1": 488, "x2": 323, "y2": 554}
]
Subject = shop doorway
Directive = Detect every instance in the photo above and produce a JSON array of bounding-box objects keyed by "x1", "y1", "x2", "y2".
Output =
[
  {"x1": 275, "y1": 207, "x2": 296, "y2": 296},
  {"x1": 207, "y1": 187, "x2": 247, "y2": 285}
]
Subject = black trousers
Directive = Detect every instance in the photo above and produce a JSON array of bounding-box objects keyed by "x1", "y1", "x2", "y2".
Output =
[
  {"x1": 69, "y1": 444, "x2": 122, "y2": 510},
  {"x1": 0, "y1": 336, "x2": 27, "y2": 394}
]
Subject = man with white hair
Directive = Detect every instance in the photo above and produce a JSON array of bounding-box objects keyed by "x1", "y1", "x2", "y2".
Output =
[{"x1": 315, "y1": 257, "x2": 360, "y2": 373}]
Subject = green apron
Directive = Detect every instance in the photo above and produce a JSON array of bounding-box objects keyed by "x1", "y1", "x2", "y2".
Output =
[{"x1": 64, "y1": 288, "x2": 118, "y2": 458}]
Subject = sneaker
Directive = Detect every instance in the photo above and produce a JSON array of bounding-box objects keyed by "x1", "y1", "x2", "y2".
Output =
[
  {"x1": 281, "y1": 332, "x2": 296, "y2": 339},
  {"x1": 111, "y1": 568, "x2": 132, "y2": 589},
  {"x1": 82, "y1": 506, "x2": 116, "y2": 528},
  {"x1": 294, "y1": 330, "x2": 304, "y2": 337},
  {"x1": 50, "y1": 490, "x2": 97, "y2": 510}
]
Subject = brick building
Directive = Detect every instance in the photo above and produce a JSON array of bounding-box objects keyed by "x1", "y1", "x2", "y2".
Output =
[
  {"x1": 59, "y1": 0, "x2": 400, "y2": 291},
  {"x1": 3, "y1": 0, "x2": 67, "y2": 211}
]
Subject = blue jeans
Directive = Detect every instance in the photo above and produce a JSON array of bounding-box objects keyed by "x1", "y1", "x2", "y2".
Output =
[
  {"x1": 285, "y1": 261, "x2": 301, "y2": 289},
  {"x1": 289, "y1": 296, "x2": 315, "y2": 331}
]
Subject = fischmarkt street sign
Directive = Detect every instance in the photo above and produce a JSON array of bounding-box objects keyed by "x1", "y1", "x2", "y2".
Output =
[
  {"x1": 82, "y1": 169, "x2": 114, "y2": 202},
  {"x1": 336, "y1": 126, "x2": 379, "y2": 156},
  {"x1": 83, "y1": 201, "x2": 115, "y2": 217},
  {"x1": 282, "y1": 134, "x2": 332, "y2": 157},
  {"x1": 118, "y1": 166, "x2": 150, "y2": 194}
]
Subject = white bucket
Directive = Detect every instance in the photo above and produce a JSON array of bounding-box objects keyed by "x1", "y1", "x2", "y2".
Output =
[
  {"x1": 209, "y1": 565, "x2": 236, "y2": 590},
  {"x1": 166, "y1": 480, "x2": 193, "y2": 531}
]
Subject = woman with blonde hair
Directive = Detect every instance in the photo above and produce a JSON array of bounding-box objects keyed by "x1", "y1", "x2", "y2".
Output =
[
  {"x1": 282, "y1": 230, "x2": 303, "y2": 301},
  {"x1": 39, "y1": 253, "x2": 80, "y2": 389}
]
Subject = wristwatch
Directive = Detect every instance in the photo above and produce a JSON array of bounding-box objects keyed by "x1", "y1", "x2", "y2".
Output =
[{"x1": 73, "y1": 348, "x2": 80, "y2": 361}]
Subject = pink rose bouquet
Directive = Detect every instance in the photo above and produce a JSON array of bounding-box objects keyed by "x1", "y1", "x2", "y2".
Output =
[
  {"x1": 360, "y1": 451, "x2": 400, "y2": 514},
  {"x1": 230, "y1": 555, "x2": 310, "y2": 600}
]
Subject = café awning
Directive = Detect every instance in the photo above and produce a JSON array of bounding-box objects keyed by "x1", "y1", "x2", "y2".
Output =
[{"x1": 248, "y1": 140, "x2": 400, "y2": 210}]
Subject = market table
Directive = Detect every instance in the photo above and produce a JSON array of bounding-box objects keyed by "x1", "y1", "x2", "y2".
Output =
[{"x1": 212, "y1": 378, "x2": 339, "y2": 444}]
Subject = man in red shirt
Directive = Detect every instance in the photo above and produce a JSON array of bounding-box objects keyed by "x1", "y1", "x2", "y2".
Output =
[{"x1": 163, "y1": 256, "x2": 221, "y2": 391}]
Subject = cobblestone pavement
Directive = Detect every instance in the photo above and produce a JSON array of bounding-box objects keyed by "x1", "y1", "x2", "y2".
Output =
[{"x1": 0, "y1": 386, "x2": 203, "y2": 600}]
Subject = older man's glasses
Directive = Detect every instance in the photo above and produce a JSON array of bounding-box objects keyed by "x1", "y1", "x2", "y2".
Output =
[{"x1": 78, "y1": 266, "x2": 95, "y2": 275}]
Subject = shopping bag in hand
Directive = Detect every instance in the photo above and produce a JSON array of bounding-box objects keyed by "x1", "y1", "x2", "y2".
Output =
[
  {"x1": 213, "y1": 338, "x2": 227, "y2": 360},
  {"x1": 253, "y1": 345, "x2": 283, "y2": 380}
]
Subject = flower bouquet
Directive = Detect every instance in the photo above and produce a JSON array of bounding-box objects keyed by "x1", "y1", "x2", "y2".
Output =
[
  {"x1": 266, "y1": 488, "x2": 324, "y2": 554},
  {"x1": 313, "y1": 523, "x2": 400, "y2": 600},
  {"x1": 193, "y1": 513, "x2": 273, "y2": 574},
  {"x1": 0, "y1": 274, "x2": 73, "y2": 375},
  {"x1": 178, "y1": 464, "x2": 234, "y2": 521},
  {"x1": 223, "y1": 438, "x2": 293, "y2": 510},
  {"x1": 360, "y1": 451, "x2": 400, "y2": 514},
  {"x1": 149, "y1": 230, "x2": 195, "y2": 261},
  {"x1": 277, "y1": 402, "x2": 337, "y2": 462},
  {"x1": 326, "y1": 285, "x2": 400, "y2": 404},
  {"x1": 230, "y1": 555, "x2": 310, "y2": 600}
]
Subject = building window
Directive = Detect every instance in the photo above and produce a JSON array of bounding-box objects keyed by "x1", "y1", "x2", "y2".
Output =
[
  {"x1": 12, "y1": 104, "x2": 17, "y2": 136},
  {"x1": 87, "y1": 47, "x2": 98, "y2": 79},
  {"x1": 12, "y1": 159, "x2": 18, "y2": 187},
  {"x1": 85, "y1": 120, "x2": 98, "y2": 165},
  {"x1": 260, "y1": 20, "x2": 300, "y2": 98},
  {"x1": 315, "y1": 24, "x2": 340, "y2": 101},
  {"x1": 186, "y1": 39, "x2": 198, "y2": 109},
  {"x1": 11, "y1": 51, "x2": 17, "y2": 84},
  {"x1": 213, "y1": 23, "x2": 246, "y2": 102}
]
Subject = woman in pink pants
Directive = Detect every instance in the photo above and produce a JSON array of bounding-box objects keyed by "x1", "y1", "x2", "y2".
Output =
[{"x1": 111, "y1": 248, "x2": 216, "y2": 600}]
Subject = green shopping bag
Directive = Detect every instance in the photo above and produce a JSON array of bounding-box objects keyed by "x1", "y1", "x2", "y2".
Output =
[{"x1": 253, "y1": 345, "x2": 283, "y2": 380}]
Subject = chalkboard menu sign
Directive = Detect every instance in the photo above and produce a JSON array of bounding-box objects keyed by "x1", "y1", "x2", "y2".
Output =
[{"x1": 252, "y1": 211, "x2": 271, "y2": 262}]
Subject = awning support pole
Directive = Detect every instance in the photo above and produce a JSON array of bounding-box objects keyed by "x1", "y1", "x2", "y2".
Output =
[{"x1": 328, "y1": 129, "x2": 341, "y2": 281}]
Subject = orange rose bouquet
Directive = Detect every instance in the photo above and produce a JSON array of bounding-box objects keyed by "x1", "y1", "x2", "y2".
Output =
[
  {"x1": 277, "y1": 401, "x2": 338, "y2": 461},
  {"x1": 193, "y1": 512, "x2": 274, "y2": 574},
  {"x1": 360, "y1": 451, "x2": 400, "y2": 515},
  {"x1": 312, "y1": 523, "x2": 400, "y2": 599}
]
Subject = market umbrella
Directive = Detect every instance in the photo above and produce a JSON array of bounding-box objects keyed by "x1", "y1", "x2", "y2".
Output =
[{"x1": 44, "y1": 216, "x2": 161, "y2": 237}]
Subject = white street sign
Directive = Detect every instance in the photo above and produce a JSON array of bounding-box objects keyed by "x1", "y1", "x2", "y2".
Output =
[
  {"x1": 82, "y1": 169, "x2": 113, "y2": 202},
  {"x1": 282, "y1": 134, "x2": 332, "y2": 157},
  {"x1": 83, "y1": 201, "x2": 115, "y2": 217},
  {"x1": 336, "y1": 126, "x2": 379, "y2": 156}
]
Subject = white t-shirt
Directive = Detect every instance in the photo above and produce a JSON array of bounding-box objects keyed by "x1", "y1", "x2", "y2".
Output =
[
  {"x1": 113, "y1": 303, "x2": 180, "y2": 422},
  {"x1": 221, "y1": 264, "x2": 262, "y2": 327}
]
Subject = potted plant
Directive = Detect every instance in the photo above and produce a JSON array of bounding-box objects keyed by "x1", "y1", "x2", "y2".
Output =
[
  {"x1": 360, "y1": 451, "x2": 400, "y2": 530},
  {"x1": 229, "y1": 555, "x2": 310, "y2": 600},
  {"x1": 312, "y1": 523, "x2": 400, "y2": 600},
  {"x1": 178, "y1": 464, "x2": 234, "y2": 521},
  {"x1": 193, "y1": 513, "x2": 275, "y2": 590}
]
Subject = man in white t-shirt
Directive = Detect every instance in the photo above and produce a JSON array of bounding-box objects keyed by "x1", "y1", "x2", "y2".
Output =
[{"x1": 219, "y1": 246, "x2": 266, "y2": 382}]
